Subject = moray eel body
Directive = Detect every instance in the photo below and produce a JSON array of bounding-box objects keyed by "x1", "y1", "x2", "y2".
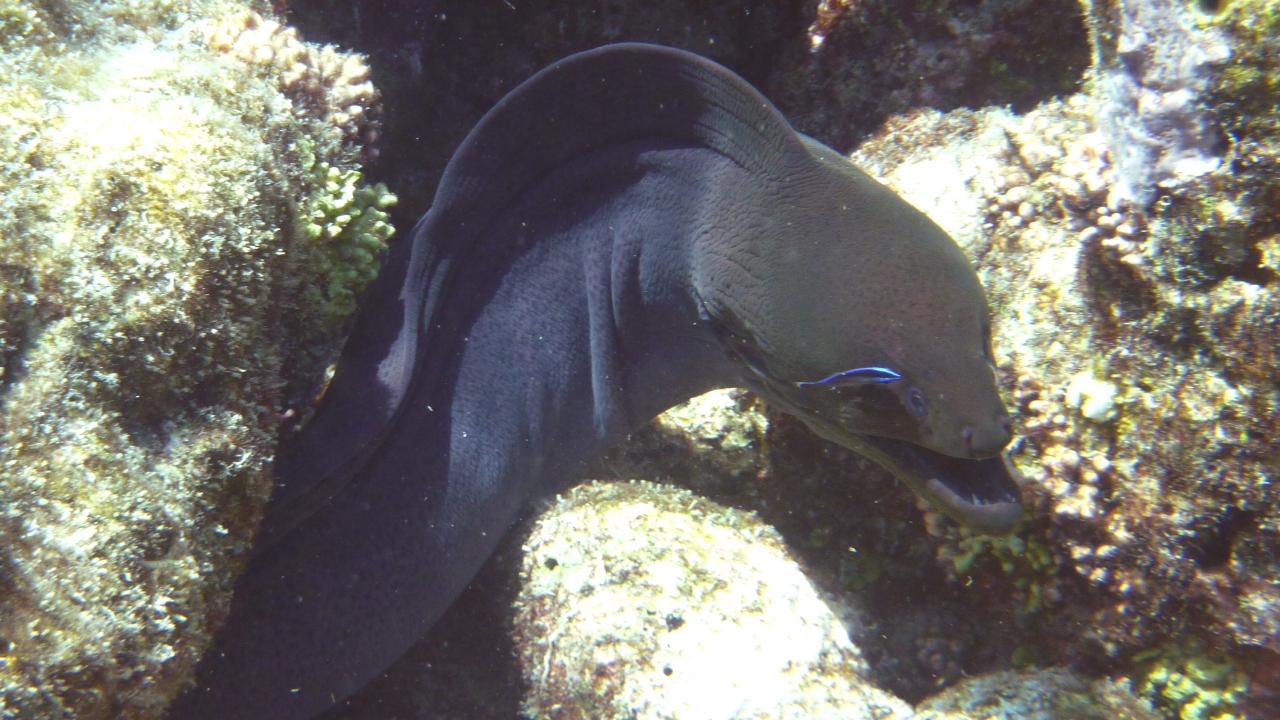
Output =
[{"x1": 169, "y1": 44, "x2": 1019, "y2": 720}]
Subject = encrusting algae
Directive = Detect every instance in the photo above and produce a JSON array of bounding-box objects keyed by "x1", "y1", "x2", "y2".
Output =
[
  {"x1": 911, "y1": 667, "x2": 1159, "y2": 720},
  {"x1": 0, "y1": 1, "x2": 392, "y2": 717},
  {"x1": 1131, "y1": 642, "x2": 1250, "y2": 720}
]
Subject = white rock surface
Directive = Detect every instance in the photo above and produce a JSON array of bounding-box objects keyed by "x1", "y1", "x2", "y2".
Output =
[{"x1": 514, "y1": 480, "x2": 912, "y2": 720}]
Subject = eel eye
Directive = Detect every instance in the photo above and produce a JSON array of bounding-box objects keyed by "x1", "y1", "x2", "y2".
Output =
[{"x1": 905, "y1": 386, "x2": 929, "y2": 417}]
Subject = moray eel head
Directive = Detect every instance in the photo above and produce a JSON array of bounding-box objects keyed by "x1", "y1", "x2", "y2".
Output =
[{"x1": 698, "y1": 137, "x2": 1020, "y2": 533}]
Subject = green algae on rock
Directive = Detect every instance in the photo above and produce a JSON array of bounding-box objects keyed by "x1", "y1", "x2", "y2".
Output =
[
  {"x1": 0, "y1": 1, "x2": 389, "y2": 717},
  {"x1": 943, "y1": 527, "x2": 1058, "y2": 615},
  {"x1": 514, "y1": 480, "x2": 913, "y2": 720},
  {"x1": 201, "y1": 8, "x2": 398, "y2": 326}
]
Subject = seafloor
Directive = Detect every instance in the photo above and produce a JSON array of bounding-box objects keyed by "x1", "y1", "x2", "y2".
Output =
[{"x1": 1, "y1": 0, "x2": 1278, "y2": 719}]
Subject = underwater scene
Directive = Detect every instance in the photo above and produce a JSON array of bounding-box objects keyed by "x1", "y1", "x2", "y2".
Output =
[{"x1": 1, "y1": 0, "x2": 1278, "y2": 718}]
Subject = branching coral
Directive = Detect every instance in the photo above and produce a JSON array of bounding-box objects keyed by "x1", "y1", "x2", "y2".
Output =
[
  {"x1": 204, "y1": 10, "x2": 381, "y2": 157},
  {"x1": 297, "y1": 162, "x2": 397, "y2": 317}
]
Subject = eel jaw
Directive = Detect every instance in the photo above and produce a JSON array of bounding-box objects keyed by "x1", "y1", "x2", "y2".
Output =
[
  {"x1": 856, "y1": 435, "x2": 1025, "y2": 535},
  {"x1": 781, "y1": 403, "x2": 1025, "y2": 535}
]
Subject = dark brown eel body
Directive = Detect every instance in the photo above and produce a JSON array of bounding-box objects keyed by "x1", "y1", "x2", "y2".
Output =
[{"x1": 168, "y1": 43, "x2": 1020, "y2": 720}]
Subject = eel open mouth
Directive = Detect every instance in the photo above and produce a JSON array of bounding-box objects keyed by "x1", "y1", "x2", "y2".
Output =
[
  {"x1": 856, "y1": 434, "x2": 1024, "y2": 534},
  {"x1": 767, "y1": 393, "x2": 1026, "y2": 534}
]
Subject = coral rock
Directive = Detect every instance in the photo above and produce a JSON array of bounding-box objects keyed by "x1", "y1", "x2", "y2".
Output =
[
  {"x1": 912, "y1": 667, "x2": 1159, "y2": 720},
  {"x1": 0, "y1": 1, "x2": 389, "y2": 717},
  {"x1": 514, "y1": 481, "x2": 912, "y2": 720}
]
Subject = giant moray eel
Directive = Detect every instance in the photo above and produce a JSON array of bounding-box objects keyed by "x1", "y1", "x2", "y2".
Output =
[{"x1": 169, "y1": 43, "x2": 1021, "y2": 719}]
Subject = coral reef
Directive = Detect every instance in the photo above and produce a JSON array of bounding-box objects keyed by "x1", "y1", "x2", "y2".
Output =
[
  {"x1": 519, "y1": 3, "x2": 1271, "y2": 709},
  {"x1": 0, "y1": 1, "x2": 388, "y2": 717},
  {"x1": 513, "y1": 480, "x2": 913, "y2": 720},
  {"x1": 282, "y1": 0, "x2": 1280, "y2": 716},
  {"x1": 849, "y1": 0, "x2": 1280, "y2": 700}
]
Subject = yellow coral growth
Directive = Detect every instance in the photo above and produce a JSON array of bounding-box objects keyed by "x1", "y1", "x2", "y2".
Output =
[
  {"x1": 950, "y1": 527, "x2": 1058, "y2": 613},
  {"x1": 1133, "y1": 644, "x2": 1249, "y2": 720}
]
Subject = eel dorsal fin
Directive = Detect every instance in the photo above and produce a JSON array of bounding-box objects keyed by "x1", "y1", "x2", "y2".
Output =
[
  {"x1": 266, "y1": 44, "x2": 804, "y2": 547},
  {"x1": 430, "y1": 42, "x2": 802, "y2": 233}
]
